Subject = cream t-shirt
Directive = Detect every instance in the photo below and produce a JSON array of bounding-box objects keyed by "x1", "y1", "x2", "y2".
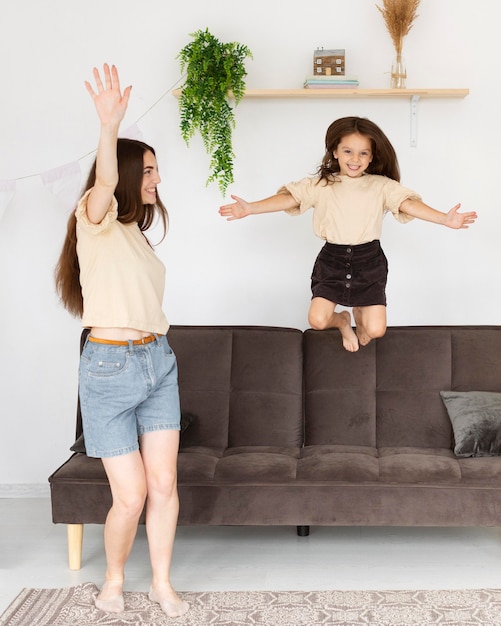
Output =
[
  {"x1": 75, "y1": 189, "x2": 169, "y2": 334},
  {"x1": 280, "y1": 174, "x2": 421, "y2": 245}
]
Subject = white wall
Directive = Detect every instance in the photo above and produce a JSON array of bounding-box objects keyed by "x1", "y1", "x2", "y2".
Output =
[{"x1": 1, "y1": 0, "x2": 499, "y2": 490}]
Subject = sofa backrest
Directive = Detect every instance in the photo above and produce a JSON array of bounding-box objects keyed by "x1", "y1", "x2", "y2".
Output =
[
  {"x1": 303, "y1": 326, "x2": 501, "y2": 450},
  {"x1": 75, "y1": 325, "x2": 501, "y2": 453},
  {"x1": 168, "y1": 326, "x2": 304, "y2": 452}
]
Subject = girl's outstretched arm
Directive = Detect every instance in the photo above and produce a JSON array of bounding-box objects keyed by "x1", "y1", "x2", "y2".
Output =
[
  {"x1": 219, "y1": 192, "x2": 299, "y2": 221},
  {"x1": 84, "y1": 64, "x2": 132, "y2": 224},
  {"x1": 399, "y1": 199, "x2": 478, "y2": 229}
]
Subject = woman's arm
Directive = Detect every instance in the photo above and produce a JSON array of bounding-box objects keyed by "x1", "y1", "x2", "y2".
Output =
[
  {"x1": 219, "y1": 192, "x2": 299, "y2": 221},
  {"x1": 399, "y1": 198, "x2": 478, "y2": 229},
  {"x1": 83, "y1": 64, "x2": 132, "y2": 224}
]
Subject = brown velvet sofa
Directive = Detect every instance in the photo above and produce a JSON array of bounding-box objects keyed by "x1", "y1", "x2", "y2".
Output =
[{"x1": 49, "y1": 325, "x2": 501, "y2": 570}]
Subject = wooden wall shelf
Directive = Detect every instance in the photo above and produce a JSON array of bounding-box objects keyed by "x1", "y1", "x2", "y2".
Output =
[
  {"x1": 172, "y1": 88, "x2": 469, "y2": 99},
  {"x1": 241, "y1": 88, "x2": 470, "y2": 99},
  {"x1": 172, "y1": 88, "x2": 469, "y2": 147}
]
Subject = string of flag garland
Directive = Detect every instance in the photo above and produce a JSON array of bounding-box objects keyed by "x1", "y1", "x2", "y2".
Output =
[{"x1": 0, "y1": 75, "x2": 184, "y2": 222}]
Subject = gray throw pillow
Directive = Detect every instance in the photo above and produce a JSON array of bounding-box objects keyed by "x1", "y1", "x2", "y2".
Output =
[{"x1": 440, "y1": 391, "x2": 501, "y2": 457}]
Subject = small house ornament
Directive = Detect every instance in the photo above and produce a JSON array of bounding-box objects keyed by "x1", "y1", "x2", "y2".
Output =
[{"x1": 313, "y1": 48, "x2": 345, "y2": 76}]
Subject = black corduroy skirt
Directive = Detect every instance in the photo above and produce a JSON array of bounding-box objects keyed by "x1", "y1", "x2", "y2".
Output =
[{"x1": 310, "y1": 239, "x2": 388, "y2": 307}]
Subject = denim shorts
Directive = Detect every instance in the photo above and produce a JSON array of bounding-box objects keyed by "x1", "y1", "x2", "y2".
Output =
[{"x1": 78, "y1": 334, "x2": 181, "y2": 458}]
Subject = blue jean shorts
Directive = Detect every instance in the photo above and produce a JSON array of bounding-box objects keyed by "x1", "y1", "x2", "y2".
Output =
[{"x1": 78, "y1": 334, "x2": 181, "y2": 458}]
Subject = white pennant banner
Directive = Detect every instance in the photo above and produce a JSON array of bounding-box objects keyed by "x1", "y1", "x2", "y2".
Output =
[
  {"x1": 119, "y1": 123, "x2": 144, "y2": 141},
  {"x1": 0, "y1": 180, "x2": 16, "y2": 222},
  {"x1": 41, "y1": 161, "x2": 82, "y2": 209},
  {"x1": 2, "y1": 122, "x2": 148, "y2": 221}
]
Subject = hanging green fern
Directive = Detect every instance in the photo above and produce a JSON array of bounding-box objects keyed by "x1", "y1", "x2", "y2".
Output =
[{"x1": 177, "y1": 28, "x2": 252, "y2": 195}]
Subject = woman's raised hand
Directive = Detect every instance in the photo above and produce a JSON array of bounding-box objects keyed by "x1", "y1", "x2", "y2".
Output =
[{"x1": 84, "y1": 64, "x2": 132, "y2": 127}]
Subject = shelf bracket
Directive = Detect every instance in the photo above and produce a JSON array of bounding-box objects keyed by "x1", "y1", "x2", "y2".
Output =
[{"x1": 410, "y1": 95, "x2": 420, "y2": 147}]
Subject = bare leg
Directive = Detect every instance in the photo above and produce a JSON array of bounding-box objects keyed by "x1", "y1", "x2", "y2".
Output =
[
  {"x1": 142, "y1": 430, "x2": 189, "y2": 618},
  {"x1": 96, "y1": 451, "x2": 147, "y2": 613},
  {"x1": 353, "y1": 305, "x2": 387, "y2": 347},
  {"x1": 308, "y1": 297, "x2": 359, "y2": 352}
]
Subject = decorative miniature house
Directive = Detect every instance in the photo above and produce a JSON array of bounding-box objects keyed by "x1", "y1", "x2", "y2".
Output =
[{"x1": 313, "y1": 48, "x2": 345, "y2": 76}]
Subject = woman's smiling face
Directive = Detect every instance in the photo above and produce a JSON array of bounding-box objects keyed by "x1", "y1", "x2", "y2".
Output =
[{"x1": 141, "y1": 150, "x2": 161, "y2": 204}]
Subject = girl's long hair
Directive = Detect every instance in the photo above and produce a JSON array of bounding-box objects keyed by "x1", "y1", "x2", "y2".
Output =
[
  {"x1": 316, "y1": 116, "x2": 401, "y2": 184},
  {"x1": 54, "y1": 138, "x2": 168, "y2": 317}
]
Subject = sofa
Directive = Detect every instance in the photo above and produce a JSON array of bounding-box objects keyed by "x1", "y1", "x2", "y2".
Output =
[{"x1": 49, "y1": 325, "x2": 501, "y2": 570}]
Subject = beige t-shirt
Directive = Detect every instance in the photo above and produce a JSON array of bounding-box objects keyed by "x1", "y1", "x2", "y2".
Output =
[
  {"x1": 75, "y1": 189, "x2": 169, "y2": 334},
  {"x1": 280, "y1": 174, "x2": 421, "y2": 245}
]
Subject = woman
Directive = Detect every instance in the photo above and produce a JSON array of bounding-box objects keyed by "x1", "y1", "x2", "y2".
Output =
[{"x1": 55, "y1": 64, "x2": 189, "y2": 618}]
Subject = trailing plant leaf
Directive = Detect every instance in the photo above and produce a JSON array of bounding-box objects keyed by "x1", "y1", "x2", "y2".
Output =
[{"x1": 177, "y1": 28, "x2": 252, "y2": 195}]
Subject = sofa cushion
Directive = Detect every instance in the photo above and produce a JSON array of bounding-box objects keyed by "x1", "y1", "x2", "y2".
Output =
[
  {"x1": 177, "y1": 451, "x2": 220, "y2": 481},
  {"x1": 375, "y1": 329, "x2": 453, "y2": 449},
  {"x1": 298, "y1": 445, "x2": 379, "y2": 481},
  {"x1": 378, "y1": 447, "x2": 461, "y2": 483},
  {"x1": 169, "y1": 326, "x2": 304, "y2": 450},
  {"x1": 440, "y1": 391, "x2": 501, "y2": 457},
  {"x1": 297, "y1": 446, "x2": 462, "y2": 484},
  {"x1": 459, "y1": 456, "x2": 501, "y2": 482},
  {"x1": 303, "y1": 330, "x2": 377, "y2": 447},
  {"x1": 214, "y1": 450, "x2": 298, "y2": 482},
  {"x1": 450, "y1": 328, "x2": 501, "y2": 390},
  {"x1": 302, "y1": 328, "x2": 456, "y2": 450}
]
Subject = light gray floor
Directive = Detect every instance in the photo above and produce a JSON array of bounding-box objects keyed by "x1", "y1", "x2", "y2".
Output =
[{"x1": 2, "y1": 497, "x2": 501, "y2": 614}]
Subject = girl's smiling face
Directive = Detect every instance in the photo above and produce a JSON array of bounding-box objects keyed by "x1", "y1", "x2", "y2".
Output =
[
  {"x1": 333, "y1": 132, "x2": 373, "y2": 177},
  {"x1": 141, "y1": 150, "x2": 161, "y2": 204}
]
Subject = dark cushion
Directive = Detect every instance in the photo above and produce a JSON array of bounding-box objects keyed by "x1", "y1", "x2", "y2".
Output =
[
  {"x1": 70, "y1": 412, "x2": 194, "y2": 455},
  {"x1": 69, "y1": 434, "x2": 86, "y2": 454},
  {"x1": 440, "y1": 391, "x2": 501, "y2": 457}
]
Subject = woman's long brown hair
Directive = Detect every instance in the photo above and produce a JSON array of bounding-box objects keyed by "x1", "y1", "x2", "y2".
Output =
[
  {"x1": 54, "y1": 138, "x2": 168, "y2": 317},
  {"x1": 316, "y1": 116, "x2": 401, "y2": 184}
]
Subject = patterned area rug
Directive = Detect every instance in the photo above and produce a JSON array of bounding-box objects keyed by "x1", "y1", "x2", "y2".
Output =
[{"x1": 1, "y1": 583, "x2": 501, "y2": 625}]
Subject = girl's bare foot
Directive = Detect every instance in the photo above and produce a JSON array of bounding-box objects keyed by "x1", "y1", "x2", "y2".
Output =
[
  {"x1": 356, "y1": 329, "x2": 372, "y2": 346},
  {"x1": 149, "y1": 585, "x2": 189, "y2": 618},
  {"x1": 95, "y1": 580, "x2": 124, "y2": 613},
  {"x1": 353, "y1": 308, "x2": 372, "y2": 347},
  {"x1": 338, "y1": 310, "x2": 359, "y2": 352}
]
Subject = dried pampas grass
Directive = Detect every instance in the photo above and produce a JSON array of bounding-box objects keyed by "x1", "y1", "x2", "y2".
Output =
[{"x1": 376, "y1": 0, "x2": 420, "y2": 55}]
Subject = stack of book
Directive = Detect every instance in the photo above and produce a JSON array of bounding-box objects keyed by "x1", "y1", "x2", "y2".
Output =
[{"x1": 304, "y1": 75, "x2": 359, "y2": 89}]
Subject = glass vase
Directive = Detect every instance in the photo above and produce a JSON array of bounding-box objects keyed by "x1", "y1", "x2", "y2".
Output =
[{"x1": 391, "y1": 54, "x2": 407, "y2": 89}]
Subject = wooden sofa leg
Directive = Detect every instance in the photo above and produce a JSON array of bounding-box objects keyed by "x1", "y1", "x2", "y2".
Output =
[
  {"x1": 297, "y1": 525, "x2": 310, "y2": 537},
  {"x1": 67, "y1": 524, "x2": 84, "y2": 570}
]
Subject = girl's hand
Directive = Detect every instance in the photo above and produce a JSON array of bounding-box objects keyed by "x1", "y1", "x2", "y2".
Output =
[
  {"x1": 84, "y1": 64, "x2": 132, "y2": 127},
  {"x1": 219, "y1": 195, "x2": 252, "y2": 220},
  {"x1": 444, "y1": 203, "x2": 478, "y2": 229}
]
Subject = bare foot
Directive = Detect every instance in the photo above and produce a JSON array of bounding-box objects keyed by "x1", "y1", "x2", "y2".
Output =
[
  {"x1": 356, "y1": 330, "x2": 372, "y2": 347},
  {"x1": 353, "y1": 308, "x2": 372, "y2": 347},
  {"x1": 338, "y1": 310, "x2": 359, "y2": 352},
  {"x1": 149, "y1": 585, "x2": 189, "y2": 618},
  {"x1": 95, "y1": 580, "x2": 124, "y2": 613}
]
